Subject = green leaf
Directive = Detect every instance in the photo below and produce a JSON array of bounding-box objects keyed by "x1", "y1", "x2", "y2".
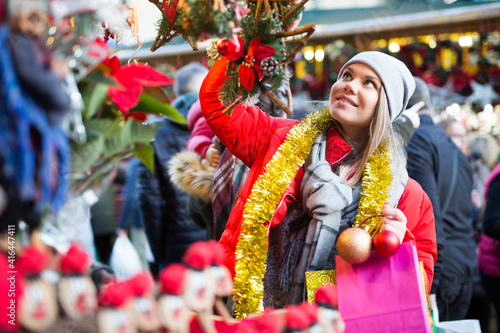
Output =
[
  {"x1": 70, "y1": 133, "x2": 105, "y2": 173},
  {"x1": 84, "y1": 118, "x2": 123, "y2": 139},
  {"x1": 131, "y1": 94, "x2": 186, "y2": 125},
  {"x1": 133, "y1": 143, "x2": 155, "y2": 175},
  {"x1": 87, "y1": 70, "x2": 121, "y2": 86},
  {"x1": 83, "y1": 83, "x2": 110, "y2": 120},
  {"x1": 70, "y1": 117, "x2": 162, "y2": 176},
  {"x1": 70, "y1": 159, "x2": 122, "y2": 195},
  {"x1": 101, "y1": 118, "x2": 163, "y2": 160}
]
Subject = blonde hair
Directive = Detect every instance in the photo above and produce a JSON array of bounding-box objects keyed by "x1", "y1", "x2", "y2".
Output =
[{"x1": 338, "y1": 87, "x2": 406, "y2": 187}]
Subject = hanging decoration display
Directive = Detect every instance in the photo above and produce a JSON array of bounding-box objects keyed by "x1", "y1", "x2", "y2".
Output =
[
  {"x1": 375, "y1": 32, "x2": 500, "y2": 102},
  {"x1": 300, "y1": 31, "x2": 500, "y2": 111},
  {"x1": 150, "y1": 0, "x2": 316, "y2": 116},
  {"x1": 2, "y1": 240, "x2": 344, "y2": 332}
]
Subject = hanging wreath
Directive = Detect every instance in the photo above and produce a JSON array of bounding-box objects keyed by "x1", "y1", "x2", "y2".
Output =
[{"x1": 150, "y1": 0, "x2": 316, "y2": 117}]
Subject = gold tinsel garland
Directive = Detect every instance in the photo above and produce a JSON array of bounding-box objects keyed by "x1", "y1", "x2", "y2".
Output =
[
  {"x1": 233, "y1": 108, "x2": 394, "y2": 318},
  {"x1": 233, "y1": 107, "x2": 333, "y2": 319},
  {"x1": 353, "y1": 140, "x2": 393, "y2": 236}
]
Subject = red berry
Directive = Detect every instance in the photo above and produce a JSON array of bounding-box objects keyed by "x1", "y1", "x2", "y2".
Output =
[{"x1": 373, "y1": 230, "x2": 400, "y2": 257}]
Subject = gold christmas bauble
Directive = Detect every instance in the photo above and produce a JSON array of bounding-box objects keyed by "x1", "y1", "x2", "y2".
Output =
[{"x1": 337, "y1": 228, "x2": 373, "y2": 264}]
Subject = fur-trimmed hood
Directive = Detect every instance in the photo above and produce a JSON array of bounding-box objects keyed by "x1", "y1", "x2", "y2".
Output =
[{"x1": 168, "y1": 150, "x2": 215, "y2": 202}]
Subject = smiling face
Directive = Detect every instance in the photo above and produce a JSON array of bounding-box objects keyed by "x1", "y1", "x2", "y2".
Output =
[{"x1": 329, "y1": 63, "x2": 382, "y2": 142}]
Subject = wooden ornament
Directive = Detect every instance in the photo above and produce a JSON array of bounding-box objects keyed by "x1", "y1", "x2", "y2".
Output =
[
  {"x1": 58, "y1": 275, "x2": 98, "y2": 319},
  {"x1": 19, "y1": 278, "x2": 58, "y2": 332},
  {"x1": 157, "y1": 294, "x2": 191, "y2": 333},
  {"x1": 97, "y1": 306, "x2": 136, "y2": 333}
]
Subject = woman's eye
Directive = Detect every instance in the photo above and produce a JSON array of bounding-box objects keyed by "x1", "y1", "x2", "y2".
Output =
[
  {"x1": 364, "y1": 80, "x2": 376, "y2": 88},
  {"x1": 342, "y1": 72, "x2": 352, "y2": 80}
]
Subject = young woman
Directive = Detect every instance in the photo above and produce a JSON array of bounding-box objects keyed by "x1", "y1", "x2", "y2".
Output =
[{"x1": 200, "y1": 52, "x2": 437, "y2": 312}]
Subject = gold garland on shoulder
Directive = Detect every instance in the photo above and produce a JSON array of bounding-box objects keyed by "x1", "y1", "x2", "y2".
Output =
[
  {"x1": 233, "y1": 107, "x2": 333, "y2": 319},
  {"x1": 353, "y1": 140, "x2": 392, "y2": 236}
]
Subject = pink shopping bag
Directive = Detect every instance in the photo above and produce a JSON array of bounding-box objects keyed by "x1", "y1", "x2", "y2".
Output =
[{"x1": 335, "y1": 241, "x2": 431, "y2": 333}]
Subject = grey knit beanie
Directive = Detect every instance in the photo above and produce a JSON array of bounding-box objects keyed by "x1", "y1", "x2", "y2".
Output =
[{"x1": 339, "y1": 51, "x2": 415, "y2": 122}]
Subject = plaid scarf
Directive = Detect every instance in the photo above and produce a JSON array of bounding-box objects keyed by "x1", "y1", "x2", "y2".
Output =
[
  {"x1": 268, "y1": 130, "x2": 407, "y2": 306},
  {"x1": 212, "y1": 148, "x2": 249, "y2": 240}
]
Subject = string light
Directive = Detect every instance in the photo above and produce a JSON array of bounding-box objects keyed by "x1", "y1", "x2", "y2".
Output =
[
  {"x1": 388, "y1": 42, "x2": 400, "y2": 53},
  {"x1": 304, "y1": 46, "x2": 315, "y2": 62},
  {"x1": 458, "y1": 35, "x2": 473, "y2": 48},
  {"x1": 315, "y1": 46, "x2": 325, "y2": 62}
]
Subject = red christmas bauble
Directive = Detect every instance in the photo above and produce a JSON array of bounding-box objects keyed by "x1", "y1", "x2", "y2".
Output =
[
  {"x1": 216, "y1": 39, "x2": 229, "y2": 55},
  {"x1": 373, "y1": 230, "x2": 400, "y2": 257},
  {"x1": 337, "y1": 228, "x2": 373, "y2": 264}
]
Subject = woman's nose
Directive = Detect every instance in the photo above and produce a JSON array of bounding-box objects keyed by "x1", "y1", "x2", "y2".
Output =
[{"x1": 344, "y1": 81, "x2": 358, "y2": 94}]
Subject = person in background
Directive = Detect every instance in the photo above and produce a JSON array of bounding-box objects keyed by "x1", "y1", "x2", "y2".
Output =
[
  {"x1": 468, "y1": 134, "x2": 498, "y2": 217},
  {"x1": 406, "y1": 77, "x2": 476, "y2": 321},
  {"x1": 90, "y1": 168, "x2": 125, "y2": 265},
  {"x1": 136, "y1": 62, "x2": 208, "y2": 270},
  {"x1": 392, "y1": 100, "x2": 422, "y2": 147},
  {"x1": 182, "y1": 99, "x2": 220, "y2": 239},
  {"x1": 186, "y1": 99, "x2": 220, "y2": 168},
  {"x1": 117, "y1": 157, "x2": 150, "y2": 271},
  {"x1": 438, "y1": 118, "x2": 469, "y2": 157},
  {"x1": 464, "y1": 134, "x2": 498, "y2": 332},
  {"x1": 478, "y1": 162, "x2": 500, "y2": 333}
]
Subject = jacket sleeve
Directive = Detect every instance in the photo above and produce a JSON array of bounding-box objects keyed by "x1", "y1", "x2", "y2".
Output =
[
  {"x1": 406, "y1": 134, "x2": 444, "y2": 292},
  {"x1": 136, "y1": 156, "x2": 164, "y2": 266},
  {"x1": 199, "y1": 58, "x2": 285, "y2": 168},
  {"x1": 400, "y1": 178, "x2": 437, "y2": 294},
  {"x1": 186, "y1": 117, "x2": 215, "y2": 158},
  {"x1": 483, "y1": 174, "x2": 500, "y2": 240}
]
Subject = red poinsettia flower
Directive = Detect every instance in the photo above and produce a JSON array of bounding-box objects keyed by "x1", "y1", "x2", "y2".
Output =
[
  {"x1": 87, "y1": 38, "x2": 110, "y2": 60},
  {"x1": 162, "y1": 0, "x2": 179, "y2": 23},
  {"x1": 103, "y1": 56, "x2": 174, "y2": 121},
  {"x1": 238, "y1": 38, "x2": 276, "y2": 91},
  {"x1": 217, "y1": 37, "x2": 245, "y2": 61}
]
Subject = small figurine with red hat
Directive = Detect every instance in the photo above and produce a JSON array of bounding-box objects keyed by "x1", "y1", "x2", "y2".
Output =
[
  {"x1": 299, "y1": 301, "x2": 321, "y2": 332},
  {"x1": 58, "y1": 242, "x2": 98, "y2": 319},
  {"x1": 237, "y1": 308, "x2": 284, "y2": 333},
  {"x1": 314, "y1": 285, "x2": 345, "y2": 333},
  {"x1": 182, "y1": 241, "x2": 216, "y2": 333},
  {"x1": 17, "y1": 246, "x2": 59, "y2": 332},
  {"x1": 206, "y1": 240, "x2": 235, "y2": 323},
  {"x1": 157, "y1": 263, "x2": 191, "y2": 333},
  {"x1": 127, "y1": 270, "x2": 161, "y2": 332},
  {"x1": 96, "y1": 280, "x2": 136, "y2": 333},
  {"x1": 284, "y1": 304, "x2": 311, "y2": 333}
]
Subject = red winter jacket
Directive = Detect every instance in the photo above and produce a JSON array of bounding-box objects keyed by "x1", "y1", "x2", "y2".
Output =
[{"x1": 200, "y1": 58, "x2": 437, "y2": 292}]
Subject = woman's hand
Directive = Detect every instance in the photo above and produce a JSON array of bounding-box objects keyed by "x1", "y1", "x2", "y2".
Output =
[{"x1": 380, "y1": 204, "x2": 407, "y2": 243}]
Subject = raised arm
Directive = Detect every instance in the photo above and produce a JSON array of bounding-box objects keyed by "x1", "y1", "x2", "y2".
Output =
[{"x1": 199, "y1": 58, "x2": 288, "y2": 167}]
